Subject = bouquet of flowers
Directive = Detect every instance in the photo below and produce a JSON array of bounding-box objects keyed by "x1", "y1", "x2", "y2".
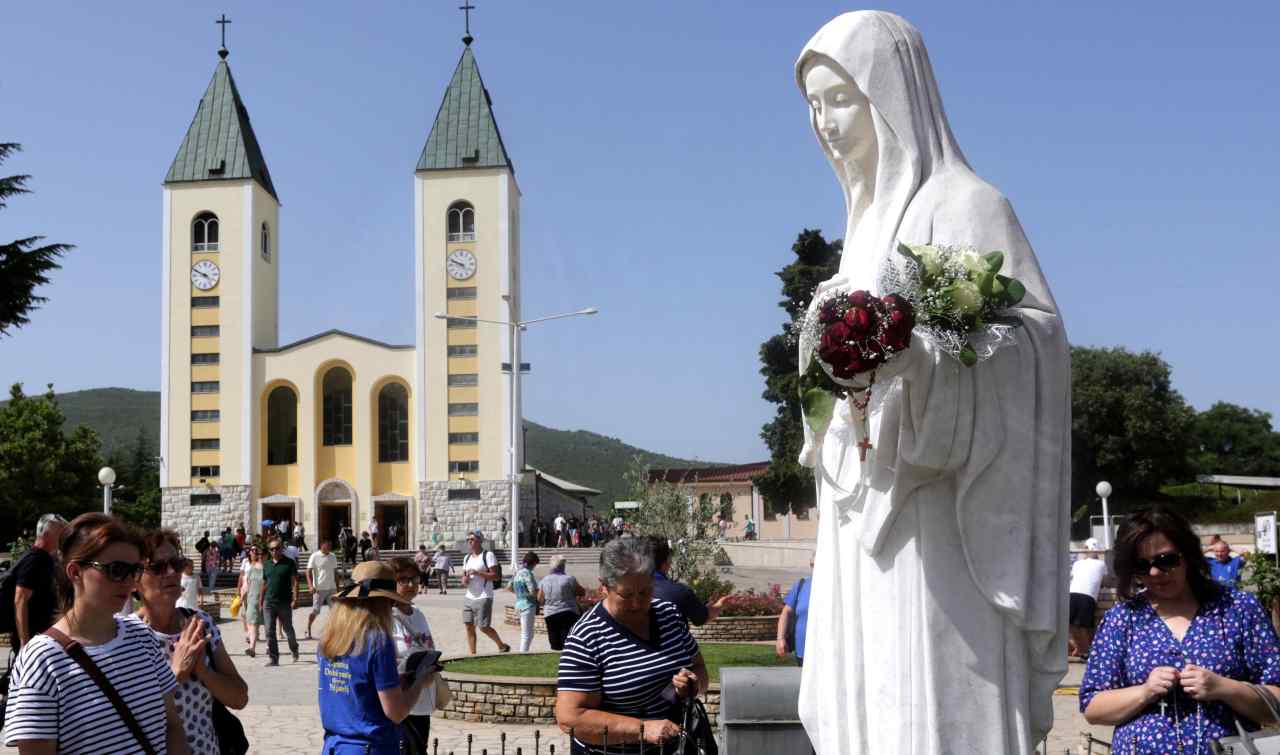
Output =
[{"x1": 797, "y1": 242, "x2": 1028, "y2": 447}]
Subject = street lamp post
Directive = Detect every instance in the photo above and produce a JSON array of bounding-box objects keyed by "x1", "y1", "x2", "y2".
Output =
[
  {"x1": 1096, "y1": 480, "x2": 1113, "y2": 549},
  {"x1": 99, "y1": 467, "x2": 117, "y2": 515},
  {"x1": 435, "y1": 305, "x2": 598, "y2": 570}
]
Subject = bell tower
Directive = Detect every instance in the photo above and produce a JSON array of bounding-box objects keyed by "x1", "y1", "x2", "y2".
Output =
[
  {"x1": 160, "y1": 44, "x2": 279, "y2": 532},
  {"x1": 414, "y1": 40, "x2": 522, "y2": 537}
]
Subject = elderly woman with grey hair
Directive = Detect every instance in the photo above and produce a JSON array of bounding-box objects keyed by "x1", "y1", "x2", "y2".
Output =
[
  {"x1": 555, "y1": 538, "x2": 710, "y2": 754},
  {"x1": 538, "y1": 555, "x2": 586, "y2": 650}
]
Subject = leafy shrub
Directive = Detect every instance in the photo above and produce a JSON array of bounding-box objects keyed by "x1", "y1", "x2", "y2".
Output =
[
  {"x1": 688, "y1": 570, "x2": 736, "y2": 605},
  {"x1": 1243, "y1": 551, "x2": 1280, "y2": 617}
]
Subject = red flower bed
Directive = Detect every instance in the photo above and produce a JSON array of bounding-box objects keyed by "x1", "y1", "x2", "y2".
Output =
[{"x1": 715, "y1": 585, "x2": 786, "y2": 618}]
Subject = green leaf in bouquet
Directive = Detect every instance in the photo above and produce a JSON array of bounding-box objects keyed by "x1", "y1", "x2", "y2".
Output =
[
  {"x1": 896, "y1": 242, "x2": 921, "y2": 264},
  {"x1": 1004, "y1": 278, "x2": 1026, "y2": 305},
  {"x1": 801, "y1": 387, "x2": 837, "y2": 438},
  {"x1": 983, "y1": 251, "x2": 1005, "y2": 273},
  {"x1": 959, "y1": 344, "x2": 978, "y2": 367},
  {"x1": 976, "y1": 272, "x2": 996, "y2": 298}
]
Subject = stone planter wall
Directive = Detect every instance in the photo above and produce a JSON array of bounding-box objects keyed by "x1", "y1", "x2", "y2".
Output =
[
  {"x1": 438, "y1": 670, "x2": 721, "y2": 727},
  {"x1": 503, "y1": 603, "x2": 595, "y2": 634},
  {"x1": 688, "y1": 615, "x2": 779, "y2": 642}
]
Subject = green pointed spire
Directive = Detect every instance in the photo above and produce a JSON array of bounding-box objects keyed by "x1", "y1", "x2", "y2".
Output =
[
  {"x1": 417, "y1": 47, "x2": 513, "y2": 173},
  {"x1": 165, "y1": 59, "x2": 278, "y2": 200}
]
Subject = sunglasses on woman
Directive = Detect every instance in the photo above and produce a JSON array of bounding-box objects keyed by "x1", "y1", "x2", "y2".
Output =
[
  {"x1": 79, "y1": 560, "x2": 145, "y2": 583},
  {"x1": 1135, "y1": 552, "x2": 1183, "y2": 574},
  {"x1": 144, "y1": 557, "x2": 192, "y2": 576}
]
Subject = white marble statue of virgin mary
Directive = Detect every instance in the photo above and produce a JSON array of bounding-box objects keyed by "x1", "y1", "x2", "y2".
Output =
[{"x1": 794, "y1": 12, "x2": 1071, "y2": 754}]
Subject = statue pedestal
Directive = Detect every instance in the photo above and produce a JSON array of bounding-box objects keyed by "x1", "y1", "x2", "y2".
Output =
[{"x1": 719, "y1": 667, "x2": 812, "y2": 753}]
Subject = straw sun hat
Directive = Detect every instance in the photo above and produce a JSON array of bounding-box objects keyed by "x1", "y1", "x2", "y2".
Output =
[{"x1": 334, "y1": 561, "x2": 412, "y2": 605}]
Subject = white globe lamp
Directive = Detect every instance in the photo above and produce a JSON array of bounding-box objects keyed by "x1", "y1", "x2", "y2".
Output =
[
  {"x1": 1095, "y1": 481, "x2": 1113, "y2": 549},
  {"x1": 99, "y1": 466, "x2": 117, "y2": 514}
]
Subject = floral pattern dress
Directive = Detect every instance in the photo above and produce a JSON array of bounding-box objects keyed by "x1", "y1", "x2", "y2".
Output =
[
  {"x1": 1080, "y1": 587, "x2": 1280, "y2": 753},
  {"x1": 242, "y1": 562, "x2": 264, "y2": 625}
]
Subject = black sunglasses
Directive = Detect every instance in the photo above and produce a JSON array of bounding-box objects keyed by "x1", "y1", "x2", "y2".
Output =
[
  {"x1": 80, "y1": 560, "x2": 144, "y2": 583},
  {"x1": 1135, "y1": 552, "x2": 1183, "y2": 574},
  {"x1": 144, "y1": 557, "x2": 191, "y2": 576}
]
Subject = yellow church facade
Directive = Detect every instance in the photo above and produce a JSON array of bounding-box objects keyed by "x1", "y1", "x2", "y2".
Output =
[{"x1": 159, "y1": 43, "x2": 587, "y2": 548}]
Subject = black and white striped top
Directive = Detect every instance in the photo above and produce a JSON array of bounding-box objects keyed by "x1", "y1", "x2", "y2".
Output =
[
  {"x1": 558, "y1": 599, "x2": 699, "y2": 724},
  {"x1": 3, "y1": 616, "x2": 178, "y2": 753}
]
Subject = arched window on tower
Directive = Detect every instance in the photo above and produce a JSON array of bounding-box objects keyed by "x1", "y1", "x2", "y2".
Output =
[
  {"x1": 192, "y1": 212, "x2": 220, "y2": 252},
  {"x1": 447, "y1": 201, "x2": 475, "y2": 242},
  {"x1": 266, "y1": 386, "x2": 297, "y2": 465},
  {"x1": 260, "y1": 222, "x2": 271, "y2": 262},
  {"x1": 322, "y1": 367, "x2": 354, "y2": 446},
  {"x1": 377, "y1": 383, "x2": 410, "y2": 463}
]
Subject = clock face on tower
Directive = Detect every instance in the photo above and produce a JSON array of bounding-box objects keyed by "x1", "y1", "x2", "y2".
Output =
[
  {"x1": 447, "y1": 249, "x2": 477, "y2": 280},
  {"x1": 191, "y1": 260, "x2": 220, "y2": 291}
]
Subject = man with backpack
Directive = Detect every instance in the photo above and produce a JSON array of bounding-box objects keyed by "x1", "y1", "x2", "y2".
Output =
[
  {"x1": 461, "y1": 529, "x2": 510, "y2": 654},
  {"x1": 2, "y1": 513, "x2": 68, "y2": 650}
]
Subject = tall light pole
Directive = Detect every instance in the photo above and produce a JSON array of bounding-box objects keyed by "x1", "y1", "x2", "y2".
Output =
[
  {"x1": 1096, "y1": 480, "x2": 1113, "y2": 549},
  {"x1": 99, "y1": 467, "x2": 117, "y2": 515},
  {"x1": 435, "y1": 305, "x2": 598, "y2": 569}
]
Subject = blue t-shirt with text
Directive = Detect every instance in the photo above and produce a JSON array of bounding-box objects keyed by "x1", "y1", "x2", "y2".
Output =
[
  {"x1": 318, "y1": 631, "x2": 402, "y2": 753},
  {"x1": 785, "y1": 577, "x2": 812, "y2": 659}
]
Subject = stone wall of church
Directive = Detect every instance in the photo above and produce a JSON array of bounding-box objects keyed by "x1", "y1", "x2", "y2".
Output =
[
  {"x1": 161, "y1": 485, "x2": 252, "y2": 550},
  {"x1": 419, "y1": 480, "x2": 532, "y2": 548}
]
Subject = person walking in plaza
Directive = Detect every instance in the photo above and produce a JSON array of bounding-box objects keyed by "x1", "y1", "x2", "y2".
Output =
[
  {"x1": 340, "y1": 523, "x2": 356, "y2": 565},
  {"x1": 776, "y1": 560, "x2": 813, "y2": 666},
  {"x1": 202, "y1": 535, "x2": 220, "y2": 595},
  {"x1": 3, "y1": 513, "x2": 189, "y2": 754},
  {"x1": 555, "y1": 537, "x2": 710, "y2": 753},
  {"x1": 261, "y1": 538, "x2": 300, "y2": 666},
  {"x1": 1068, "y1": 538, "x2": 1107, "y2": 659},
  {"x1": 555, "y1": 513, "x2": 567, "y2": 548},
  {"x1": 5, "y1": 513, "x2": 68, "y2": 652},
  {"x1": 234, "y1": 527, "x2": 246, "y2": 559},
  {"x1": 1207, "y1": 538, "x2": 1246, "y2": 588},
  {"x1": 742, "y1": 515, "x2": 756, "y2": 541},
  {"x1": 414, "y1": 545, "x2": 433, "y2": 595},
  {"x1": 537, "y1": 555, "x2": 585, "y2": 651},
  {"x1": 390, "y1": 557, "x2": 437, "y2": 753},
  {"x1": 369, "y1": 516, "x2": 381, "y2": 549},
  {"x1": 360, "y1": 531, "x2": 373, "y2": 562},
  {"x1": 430, "y1": 517, "x2": 443, "y2": 547},
  {"x1": 219, "y1": 528, "x2": 236, "y2": 572},
  {"x1": 1081, "y1": 506, "x2": 1280, "y2": 752},
  {"x1": 648, "y1": 537, "x2": 729, "y2": 628},
  {"x1": 175, "y1": 556, "x2": 200, "y2": 611},
  {"x1": 461, "y1": 530, "x2": 510, "y2": 655},
  {"x1": 131, "y1": 528, "x2": 249, "y2": 755},
  {"x1": 511, "y1": 551, "x2": 540, "y2": 652},
  {"x1": 317, "y1": 560, "x2": 435, "y2": 755},
  {"x1": 431, "y1": 544, "x2": 452, "y2": 595},
  {"x1": 307, "y1": 539, "x2": 340, "y2": 640},
  {"x1": 239, "y1": 544, "x2": 265, "y2": 657}
]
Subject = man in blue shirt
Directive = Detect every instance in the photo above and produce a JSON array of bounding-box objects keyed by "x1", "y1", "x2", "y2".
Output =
[
  {"x1": 776, "y1": 561, "x2": 813, "y2": 666},
  {"x1": 1207, "y1": 540, "x2": 1246, "y2": 587},
  {"x1": 648, "y1": 537, "x2": 728, "y2": 626}
]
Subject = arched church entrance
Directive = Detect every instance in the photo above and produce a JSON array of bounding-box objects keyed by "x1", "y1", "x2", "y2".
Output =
[
  {"x1": 372, "y1": 494, "x2": 411, "y2": 550},
  {"x1": 316, "y1": 479, "x2": 358, "y2": 549}
]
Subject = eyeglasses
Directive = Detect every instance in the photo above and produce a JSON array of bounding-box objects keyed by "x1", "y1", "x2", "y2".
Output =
[
  {"x1": 144, "y1": 557, "x2": 191, "y2": 576},
  {"x1": 1135, "y1": 552, "x2": 1183, "y2": 574},
  {"x1": 80, "y1": 560, "x2": 144, "y2": 583}
]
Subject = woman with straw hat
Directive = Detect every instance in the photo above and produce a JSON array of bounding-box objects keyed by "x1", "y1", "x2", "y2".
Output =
[{"x1": 317, "y1": 560, "x2": 436, "y2": 754}]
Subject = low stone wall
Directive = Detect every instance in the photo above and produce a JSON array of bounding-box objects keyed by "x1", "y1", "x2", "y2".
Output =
[
  {"x1": 438, "y1": 667, "x2": 721, "y2": 727},
  {"x1": 719, "y1": 541, "x2": 814, "y2": 569},
  {"x1": 689, "y1": 615, "x2": 778, "y2": 642}
]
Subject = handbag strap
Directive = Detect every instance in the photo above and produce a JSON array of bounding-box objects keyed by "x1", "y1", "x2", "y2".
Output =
[
  {"x1": 1248, "y1": 683, "x2": 1280, "y2": 725},
  {"x1": 43, "y1": 626, "x2": 158, "y2": 755}
]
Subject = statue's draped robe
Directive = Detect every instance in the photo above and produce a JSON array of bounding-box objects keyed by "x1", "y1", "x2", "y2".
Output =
[{"x1": 794, "y1": 13, "x2": 1071, "y2": 754}]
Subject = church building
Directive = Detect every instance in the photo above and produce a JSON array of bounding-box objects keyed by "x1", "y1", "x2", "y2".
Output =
[{"x1": 158, "y1": 35, "x2": 593, "y2": 549}]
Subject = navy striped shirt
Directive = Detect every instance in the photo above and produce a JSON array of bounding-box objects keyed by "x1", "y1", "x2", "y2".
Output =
[
  {"x1": 3, "y1": 617, "x2": 178, "y2": 753},
  {"x1": 558, "y1": 598, "x2": 699, "y2": 748}
]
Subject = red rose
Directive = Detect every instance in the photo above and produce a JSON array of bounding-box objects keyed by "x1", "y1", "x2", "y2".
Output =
[
  {"x1": 821, "y1": 321, "x2": 852, "y2": 352},
  {"x1": 849, "y1": 290, "x2": 871, "y2": 308},
  {"x1": 844, "y1": 306, "x2": 873, "y2": 333},
  {"x1": 881, "y1": 294, "x2": 905, "y2": 310}
]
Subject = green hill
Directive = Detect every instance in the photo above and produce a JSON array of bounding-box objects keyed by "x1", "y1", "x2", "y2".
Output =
[{"x1": 15, "y1": 388, "x2": 715, "y2": 507}]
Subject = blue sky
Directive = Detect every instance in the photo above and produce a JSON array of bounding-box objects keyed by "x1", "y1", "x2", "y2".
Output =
[{"x1": 3, "y1": 2, "x2": 1277, "y2": 463}]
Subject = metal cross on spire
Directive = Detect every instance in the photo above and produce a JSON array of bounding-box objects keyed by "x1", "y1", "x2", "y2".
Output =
[
  {"x1": 459, "y1": 2, "x2": 475, "y2": 46},
  {"x1": 216, "y1": 14, "x2": 231, "y2": 59}
]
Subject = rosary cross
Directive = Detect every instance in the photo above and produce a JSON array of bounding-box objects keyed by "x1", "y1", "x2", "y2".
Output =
[{"x1": 857, "y1": 436, "x2": 874, "y2": 462}]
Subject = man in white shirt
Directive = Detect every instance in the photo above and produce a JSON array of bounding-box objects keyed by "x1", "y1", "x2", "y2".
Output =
[
  {"x1": 461, "y1": 529, "x2": 510, "y2": 655},
  {"x1": 283, "y1": 541, "x2": 300, "y2": 563},
  {"x1": 369, "y1": 516, "x2": 380, "y2": 548},
  {"x1": 306, "y1": 540, "x2": 339, "y2": 640},
  {"x1": 1068, "y1": 538, "x2": 1108, "y2": 658},
  {"x1": 554, "y1": 514, "x2": 567, "y2": 548}
]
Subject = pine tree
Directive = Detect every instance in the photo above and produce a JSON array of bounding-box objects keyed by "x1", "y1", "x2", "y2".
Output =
[
  {"x1": 0, "y1": 144, "x2": 73, "y2": 336},
  {"x1": 755, "y1": 230, "x2": 841, "y2": 515}
]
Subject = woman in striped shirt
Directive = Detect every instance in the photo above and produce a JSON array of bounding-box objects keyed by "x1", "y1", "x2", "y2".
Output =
[
  {"x1": 555, "y1": 538, "x2": 709, "y2": 754},
  {"x1": 3, "y1": 513, "x2": 189, "y2": 754}
]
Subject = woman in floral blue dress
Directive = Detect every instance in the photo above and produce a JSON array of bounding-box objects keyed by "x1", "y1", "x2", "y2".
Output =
[{"x1": 1081, "y1": 506, "x2": 1280, "y2": 753}]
